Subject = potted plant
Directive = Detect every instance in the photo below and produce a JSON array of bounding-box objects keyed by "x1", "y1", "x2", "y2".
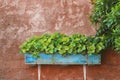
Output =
[
  {"x1": 19, "y1": 0, "x2": 120, "y2": 65},
  {"x1": 19, "y1": 32, "x2": 105, "y2": 65}
]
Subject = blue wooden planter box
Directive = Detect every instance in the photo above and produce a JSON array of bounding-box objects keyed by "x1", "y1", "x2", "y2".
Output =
[{"x1": 25, "y1": 53, "x2": 101, "y2": 65}]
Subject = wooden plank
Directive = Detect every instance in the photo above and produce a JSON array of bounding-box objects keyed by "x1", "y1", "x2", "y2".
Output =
[{"x1": 25, "y1": 53, "x2": 101, "y2": 65}]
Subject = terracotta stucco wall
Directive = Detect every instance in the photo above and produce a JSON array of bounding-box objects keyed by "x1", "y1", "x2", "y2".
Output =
[{"x1": 0, "y1": 0, "x2": 120, "y2": 80}]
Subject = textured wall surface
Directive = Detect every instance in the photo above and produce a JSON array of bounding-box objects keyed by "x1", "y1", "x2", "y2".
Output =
[
  {"x1": 87, "y1": 49, "x2": 120, "y2": 80},
  {"x1": 0, "y1": 0, "x2": 120, "y2": 80}
]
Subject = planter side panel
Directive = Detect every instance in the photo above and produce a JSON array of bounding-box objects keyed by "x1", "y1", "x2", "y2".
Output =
[{"x1": 25, "y1": 53, "x2": 101, "y2": 65}]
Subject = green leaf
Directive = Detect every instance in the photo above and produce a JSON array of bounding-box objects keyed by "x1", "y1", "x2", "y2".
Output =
[{"x1": 19, "y1": 32, "x2": 105, "y2": 57}]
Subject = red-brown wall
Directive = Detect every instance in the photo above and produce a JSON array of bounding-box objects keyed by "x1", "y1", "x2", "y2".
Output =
[{"x1": 0, "y1": 0, "x2": 120, "y2": 80}]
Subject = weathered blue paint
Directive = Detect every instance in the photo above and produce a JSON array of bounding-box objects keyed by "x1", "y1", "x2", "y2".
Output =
[
  {"x1": 87, "y1": 54, "x2": 101, "y2": 65},
  {"x1": 25, "y1": 53, "x2": 101, "y2": 65},
  {"x1": 25, "y1": 54, "x2": 37, "y2": 63}
]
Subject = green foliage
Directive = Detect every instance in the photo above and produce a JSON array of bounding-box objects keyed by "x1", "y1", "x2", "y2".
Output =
[
  {"x1": 113, "y1": 25, "x2": 120, "y2": 52},
  {"x1": 90, "y1": 0, "x2": 120, "y2": 52},
  {"x1": 114, "y1": 37, "x2": 120, "y2": 52},
  {"x1": 90, "y1": 0, "x2": 119, "y2": 36},
  {"x1": 19, "y1": 32, "x2": 105, "y2": 57},
  {"x1": 86, "y1": 36, "x2": 105, "y2": 55}
]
